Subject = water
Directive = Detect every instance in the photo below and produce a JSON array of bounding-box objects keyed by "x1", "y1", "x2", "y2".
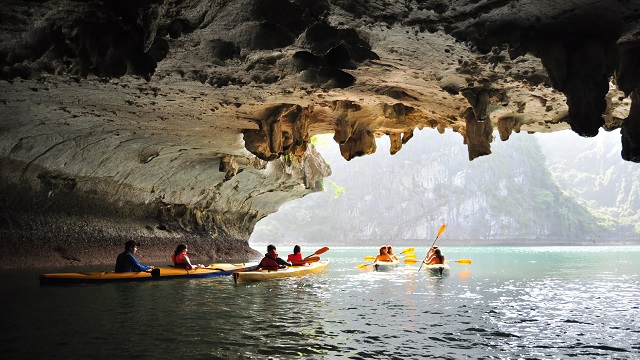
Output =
[{"x1": 2, "y1": 246, "x2": 639, "y2": 359}]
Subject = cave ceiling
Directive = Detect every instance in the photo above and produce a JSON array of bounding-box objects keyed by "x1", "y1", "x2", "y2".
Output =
[{"x1": 2, "y1": 0, "x2": 639, "y2": 161}]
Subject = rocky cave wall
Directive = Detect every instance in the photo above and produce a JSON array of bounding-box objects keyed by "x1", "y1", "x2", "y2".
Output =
[{"x1": 1, "y1": 0, "x2": 639, "y2": 267}]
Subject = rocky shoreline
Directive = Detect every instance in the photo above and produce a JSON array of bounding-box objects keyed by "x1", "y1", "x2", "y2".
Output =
[{"x1": 0, "y1": 213, "x2": 260, "y2": 269}]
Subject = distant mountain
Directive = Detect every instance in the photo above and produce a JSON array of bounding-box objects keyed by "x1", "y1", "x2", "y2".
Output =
[
  {"x1": 251, "y1": 129, "x2": 637, "y2": 246},
  {"x1": 535, "y1": 130, "x2": 640, "y2": 240}
]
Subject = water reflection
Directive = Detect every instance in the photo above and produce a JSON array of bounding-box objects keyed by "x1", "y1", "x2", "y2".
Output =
[{"x1": 2, "y1": 246, "x2": 640, "y2": 359}]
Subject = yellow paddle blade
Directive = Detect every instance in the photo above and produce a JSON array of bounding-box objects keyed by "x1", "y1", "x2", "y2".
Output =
[
  {"x1": 404, "y1": 259, "x2": 418, "y2": 265},
  {"x1": 400, "y1": 247, "x2": 415, "y2": 254},
  {"x1": 364, "y1": 256, "x2": 375, "y2": 261},
  {"x1": 405, "y1": 254, "x2": 416, "y2": 259},
  {"x1": 437, "y1": 224, "x2": 446, "y2": 237},
  {"x1": 456, "y1": 259, "x2": 472, "y2": 265},
  {"x1": 357, "y1": 263, "x2": 371, "y2": 268}
]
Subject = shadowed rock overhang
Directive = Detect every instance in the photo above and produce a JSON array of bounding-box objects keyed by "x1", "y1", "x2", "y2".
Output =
[{"x1": 0, "y1": 0, "x2": 639, "y2": 267}]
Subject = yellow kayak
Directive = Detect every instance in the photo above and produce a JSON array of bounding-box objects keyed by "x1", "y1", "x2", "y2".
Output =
[
  {"x1": 39, "y1": 262, "x2": 258, "y2": 285},
  {"x1": 232, "y1": 260, "x2": 329, "y2": 283}
]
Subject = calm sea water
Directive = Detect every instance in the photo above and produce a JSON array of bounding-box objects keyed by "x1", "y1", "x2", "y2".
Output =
[{"x1": 1, "y1": 246, "x2": 639, "y2": 359}]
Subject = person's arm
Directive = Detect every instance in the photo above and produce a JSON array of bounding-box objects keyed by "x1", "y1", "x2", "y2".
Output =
[
  {"x1": 276, "y1": 257, "x2": 291, "y2": 267},
  {"x1": 129, "y1": 253, "x2": 152, "y2": 271},
  {"x1": 184, "y1": 255, "x2": 195, "y2": 269}
]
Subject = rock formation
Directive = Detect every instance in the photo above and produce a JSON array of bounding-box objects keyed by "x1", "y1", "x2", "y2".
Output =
[{"x1": 0, "y1": 0, "x2": 638, "y2": 267}]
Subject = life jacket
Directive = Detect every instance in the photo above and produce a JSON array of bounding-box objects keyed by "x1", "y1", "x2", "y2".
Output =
[
  {"x1": 288, "y1": 252, "x2": 304, "y2": 265},
  {"x1": 376, "y1": 254, "x2": 393, "y2": 262},
  {"x1": 172, "y1": 251, "x2": 188, "y2": 268},
  {"x1": 259, "y1": 251, "x2": 281, "y2": 270}
]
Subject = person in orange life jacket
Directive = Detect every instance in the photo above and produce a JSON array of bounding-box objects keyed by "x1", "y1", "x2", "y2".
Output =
[
  {"x1": 172, "y1": 243, "x2": 205, "y2": 270},
  {"x1": 257, "y1": 244, "x2": 291, "y2": 270},
  {"x1": 426, "y1": 247, "x2": 445, "y2": 265},
  {"x1": 287, "y1": 245, "x2": 305, "y2": 266},
  {"x1": 115, "y1": 240, "x2": 154, "y2": 272},
  {"x1": 374, "y1": 246, "x2": 393, "y2": 262}
]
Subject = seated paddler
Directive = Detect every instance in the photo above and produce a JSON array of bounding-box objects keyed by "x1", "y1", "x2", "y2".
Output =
[
  {"x1": 374, "y1": 246, "x2": 393, "y2": 263},
  {"x1": 287, "y1": 245, "x2": 306, "y2": 266},
  {"x1": 172, "y1": 243, "x2": 205, "y2": 270},
  {"x1": 257, "y1": 244, "x2": 291, "y2": 270}
]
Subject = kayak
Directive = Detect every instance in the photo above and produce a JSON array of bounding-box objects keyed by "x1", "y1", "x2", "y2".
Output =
[
  {"x1": 39, "y1": 262, "x2": 258, "y2": 285},
  {"x1": 373, "y1": 259, "x2": 399, "y2": 271},
  {"x1": 426, "y1": 263, "x2": 450, "y2": 277},
  {"x1": 232, "y1": 260, "x2": 329, "y2": 283}
]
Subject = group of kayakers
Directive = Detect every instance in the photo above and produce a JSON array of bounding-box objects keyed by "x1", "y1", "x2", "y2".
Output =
[
  {"x1": 373, "y1": 245, "x2": 400, "y2": 262},
  {"x1": 114, "y1": 241, "x2": 211, "y2": 272},
  {"x1": 425, "y1": 246, "x2": 445, "y2": 264},
  {"x1": 371, "y1": 244, "x2": 445, "y2": 265},
  {"x1": 114, "y1": 240, "x2": 310, "y2": 273},
  {"x1": 255, "y1": 244, "x2": 311, "y2": 270},
  {"x1": 115, "y1": 239, "x2": 442, "y2": 273}
]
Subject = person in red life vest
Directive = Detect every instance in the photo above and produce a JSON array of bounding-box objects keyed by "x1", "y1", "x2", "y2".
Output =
[
  {"x1": 257, "y1": 244, "x2": 291, "y2": 270},
  {"x1": 172, "y1": 243, "x2": 205, "y2": 270},
  {"x1": 287, "y1": 245, "x2": 306, "y2": 266}
]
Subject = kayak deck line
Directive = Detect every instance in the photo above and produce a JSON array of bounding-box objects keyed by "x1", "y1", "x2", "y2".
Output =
[{"x1": 39, "y1": 262, "x2": 258, "y2": 285}]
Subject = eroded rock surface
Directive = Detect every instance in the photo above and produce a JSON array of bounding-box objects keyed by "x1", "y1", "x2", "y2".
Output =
[{"x1": 0, "y1": 0, "x2": 639, "y2": 267}]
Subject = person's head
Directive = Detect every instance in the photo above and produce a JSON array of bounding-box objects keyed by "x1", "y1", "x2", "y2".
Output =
[
  {"x1": 387, "y1": 245, "x2": 394, "y2": 254},
  {"x1": 293, "y1": 245, "x2": 300, "y2": 254},
  {"x1": 267, "y1": 244, "x2": 276, "y2": 254},
  {"x1": 125, "y1": 240, "x2": 138, "y2": 252},
  {"x1": 434, "y1": 248, "x2": 442, "y2": 256},
  {"x1": 175, "y1": 243, "x2": 187, "y2": 256},
  {"x1": 379, "y1": 246, "x2": 388, "y2": 255}
]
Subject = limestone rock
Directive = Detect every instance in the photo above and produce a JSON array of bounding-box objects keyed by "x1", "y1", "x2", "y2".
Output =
[{"x1": 0, "y1": 0, "x2": 639, "y2": 266}]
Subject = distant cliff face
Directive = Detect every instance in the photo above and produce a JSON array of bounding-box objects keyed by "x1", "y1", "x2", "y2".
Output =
[
  {"x1": 1, "y1": 0, "x2": 639, "y2": 267},
  {"x1": 252, "y1": 131, "x2": 614, "y2": 245}
]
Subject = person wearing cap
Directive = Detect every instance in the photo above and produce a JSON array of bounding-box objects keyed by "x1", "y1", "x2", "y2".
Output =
[{"x1": 115, "y1": 240, "x2": 154, "y2": 272}]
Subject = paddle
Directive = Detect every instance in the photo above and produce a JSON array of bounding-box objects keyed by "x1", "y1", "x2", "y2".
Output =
[
  {"x1": 304, "y1": 247, "x2": 329, "y2": 260},
  {"x1": 418, "y1": 224, "x2": 447, "y2": 272},
  {"x1": 405, "y1": 258, "x2": 472, "y2": 265},
  {"x1": 400, "y1": 247, "x2": 415, "y2": 254}
]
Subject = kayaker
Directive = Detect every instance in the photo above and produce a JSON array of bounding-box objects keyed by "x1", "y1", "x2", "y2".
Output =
[
  {"x1": 172, "y1": 243, "x2": 205, "y2": 270},
  {"x1": 426, "y1": 247, "x2": 445, "y2": 265},
  {"x1": 287, "y1": 245, "x2": 306, "y2": 266},
  {"x1": 374, "y1": 246, "x2": 393, "y2": 262},
  {"x1": 387, "y1": 245, "x2": 399, "y2": 261},
  {"x1": 257, "y1": 244, "x2": 291, "y2": 270},
  {"x1": 115, "y1": 240, "x2": 154, "y2": 272}
]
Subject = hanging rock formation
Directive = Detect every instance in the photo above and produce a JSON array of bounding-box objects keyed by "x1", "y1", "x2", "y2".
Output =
[{"x1": 0, "y1": 0, "x2": 639, "y2": 267}]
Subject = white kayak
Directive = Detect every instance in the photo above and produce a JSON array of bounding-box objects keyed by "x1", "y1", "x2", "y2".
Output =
[
  {"x1": 426, "y1": 263, "x2": 450, "y2": 276},
  {"x1": 373, "y1": 259, "x2": 399, "y2": 271}
]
